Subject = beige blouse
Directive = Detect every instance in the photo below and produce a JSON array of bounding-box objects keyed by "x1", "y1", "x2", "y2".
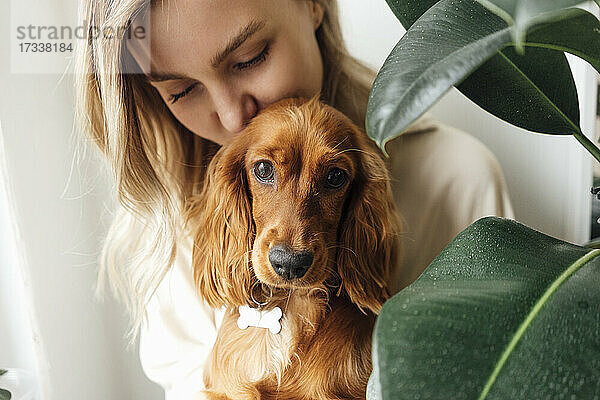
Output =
[{"x1": 138, "y1": 115, "x2": 515, "y2": 399}]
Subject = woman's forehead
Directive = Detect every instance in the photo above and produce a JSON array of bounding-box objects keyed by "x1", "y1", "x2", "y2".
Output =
[{"x1": 127, "y1": 0, "x2": 297, "y2": 77}]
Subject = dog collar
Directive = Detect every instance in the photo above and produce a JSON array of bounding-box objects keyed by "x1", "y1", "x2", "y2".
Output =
[{"x1": 237, "y1": 305, "x2": 283, "y2": 334}]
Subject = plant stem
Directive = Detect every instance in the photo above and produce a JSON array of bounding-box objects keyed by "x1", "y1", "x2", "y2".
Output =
[{"x1": 573, "y1": 130, "x2": 600, "y2": 164}]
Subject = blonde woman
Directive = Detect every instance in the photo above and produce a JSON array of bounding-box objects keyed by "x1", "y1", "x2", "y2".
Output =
[{"x1": 75, "y1": 0, "x2": 514, "y2": 398}]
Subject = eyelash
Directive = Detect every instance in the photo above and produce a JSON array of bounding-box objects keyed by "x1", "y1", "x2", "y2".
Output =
[
  {"x1": 168, "y1": 44, "x2": 271, "y2": 105},
  {"x1": 235, "y1": 43, "x2": 270, "y2": 71},
  {"x1": 169, "y1": 83, "x2": 198, "y2": 104}
]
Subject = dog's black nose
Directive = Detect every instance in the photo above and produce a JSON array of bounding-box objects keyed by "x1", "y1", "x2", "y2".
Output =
[{"x1": 269, "y1": 244, "x2": 313, "y2": 280}]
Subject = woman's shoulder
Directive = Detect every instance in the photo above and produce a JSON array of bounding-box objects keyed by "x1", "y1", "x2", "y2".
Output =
[
  {"x1": 384, "y1": 112, "x2": 506, "y2": 185},
  {"x1": 382, "y1": 113, "x2": 515, "y2": 286}
]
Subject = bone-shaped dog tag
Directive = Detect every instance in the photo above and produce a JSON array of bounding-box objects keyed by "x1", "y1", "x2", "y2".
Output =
[{"x1": 237, "y1": 305, "x2": 283, "y2": 334}]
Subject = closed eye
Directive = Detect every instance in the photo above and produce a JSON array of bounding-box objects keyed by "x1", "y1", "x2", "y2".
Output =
[
  {"x1": 168, "y1": 83, "x2": 199, "y2": 105},
  {"x1": 167, "y1": 43, "x2": 270, "y2": 105},
  {"x1": 234, "y1": 43, "x2": 270, "y2": 71}
]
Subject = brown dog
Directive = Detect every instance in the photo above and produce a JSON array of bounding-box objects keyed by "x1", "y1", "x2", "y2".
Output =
[{"x1": 184, "y1": 96, "x2": 402, "y2": 399}]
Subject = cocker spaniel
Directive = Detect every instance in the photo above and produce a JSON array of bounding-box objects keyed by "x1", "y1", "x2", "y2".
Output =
[{"x1": 184, "y1": 96, "x2": 403, "y2": 400}]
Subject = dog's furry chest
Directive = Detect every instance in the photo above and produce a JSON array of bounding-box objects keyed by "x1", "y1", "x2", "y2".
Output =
[
  {"x1": 202, "y1": 298, "x2": 375, "y2": 400},
  {"x1": 210, "y1": 307, "x2": 297, "y2": 383}
]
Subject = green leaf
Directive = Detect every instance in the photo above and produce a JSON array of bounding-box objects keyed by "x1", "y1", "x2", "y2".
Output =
[
  {"x1": 385, "y1": 0, "x2": 440, "y2": 28},
  {"x1": 382, "y1": 3, "x2": 600, "y2": 132},
  {"x1": 586, "y1": 240, "x2": 600, "y2": 249},
  {"x1": 476, "y1": 0, "x2": 582, "y2": 25},
  {"x1": 368, "y1": 0, "x2": 593, "y2": 150},
  {"x1": 456, "y1": 8, "x2": 600, "y2": 135},
  {"x1": 384, "y1": 1, "x2": 600, "y2": 74},
  {"x1": 367, "y1": 0, "x2": 512, "y2": 151},
  {"x1": 476, "y1": 0, "x2": 583, "y2": 48},
  {"x1": 0, "y1": 370, "x2": 11, "y2": 400},
  {"x1": 456, "y1": 46, "x2": 579, "y2": 135},
  {"x1": 523, "y1": 8, "x2": 600, "y2": 74},
  {"x1": 370, "y1": 217, "x2": 600, "y2": 399}
]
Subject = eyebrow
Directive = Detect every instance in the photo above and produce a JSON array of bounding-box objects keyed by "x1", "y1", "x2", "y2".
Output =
[{"x1": 146, "y1": 19, "x2": 266, "y2": 83}]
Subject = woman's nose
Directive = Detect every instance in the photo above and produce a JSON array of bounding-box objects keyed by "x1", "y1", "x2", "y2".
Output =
[{"x1": 212, "y1": 89, "x2": 258, "y2": 134}]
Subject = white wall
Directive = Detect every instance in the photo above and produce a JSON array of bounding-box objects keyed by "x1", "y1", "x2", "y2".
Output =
[
  {"x1": 339, "y1": 0, "x2": 598, "y2": 245},
  {"x1": 0, "y1": 122, "x2": 44, "y2": 399},
  {"x1": 0, "y1": 0, "x2": 163, "y2": 398}
]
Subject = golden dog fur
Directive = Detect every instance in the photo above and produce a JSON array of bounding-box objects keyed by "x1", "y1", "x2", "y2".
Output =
[{"x1": 184, "y1": 96, "x2": 402, "y2": 399}]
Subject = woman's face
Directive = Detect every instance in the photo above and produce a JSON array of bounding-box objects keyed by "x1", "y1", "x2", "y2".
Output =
[{"x1": 129, "y1": 0, "x2": 324, "y2": 145}]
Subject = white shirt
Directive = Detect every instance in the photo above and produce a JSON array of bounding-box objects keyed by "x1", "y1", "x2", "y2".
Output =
[{"x1": 139, "y1": 115, "x2": 515, "y2": 399}]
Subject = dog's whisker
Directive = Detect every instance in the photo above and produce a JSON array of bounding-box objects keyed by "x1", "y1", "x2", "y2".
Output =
[
  {"x1": 332, "y1": 147, "x2": 368, "y2": 157},
  {"x1": 325, "y1": 244, "x2": 358, "y2": 258},
  {"x1": 307, "y1": 231, "x2": 328, "y2": 242},
  {"x1": 284, "y1": 288, "x2": 292, "y2": 313},
  {"x1": 331, "y1": 136, "x2": 349, "y2": 151},
  {"x1": 250, "y1": 280, "x2": 270, "y2": 306}
]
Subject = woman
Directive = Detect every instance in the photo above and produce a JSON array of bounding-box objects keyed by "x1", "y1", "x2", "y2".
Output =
[{"x1": 74, "y1": 0, "x2": 514, "y2": 398}]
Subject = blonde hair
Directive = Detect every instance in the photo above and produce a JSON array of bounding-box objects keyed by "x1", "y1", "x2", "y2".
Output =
[{"x1": 74, "y1": 0, "x2": 377, "y2": 342}]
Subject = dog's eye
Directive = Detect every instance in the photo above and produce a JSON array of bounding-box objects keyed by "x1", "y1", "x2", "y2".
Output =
[
  {"x1": 253, "y1": 161, "x2": 275, "y2": 183},
  {"x1": 325, "y1": 168, "x2": 347, "y2": 189}
]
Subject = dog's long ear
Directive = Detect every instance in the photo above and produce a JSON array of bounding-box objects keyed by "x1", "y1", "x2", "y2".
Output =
[
  {"x1": 184, "y1": 138, "x2": 255, "y2": 308},
  {"x1": 337, "y1": 131, "x2": 402, "y2": 315}
]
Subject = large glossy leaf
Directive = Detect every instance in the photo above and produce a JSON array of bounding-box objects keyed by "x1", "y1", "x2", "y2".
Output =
[
  {"x1": 456, "y1": 46, "x2": 579, "y2": 135},
  {"x1": 0, "y1": 370, "x2": 10, "y2": 400},
  {"x1": 369, "y1": 217, "x2": 600, "y2": 399},
  {"x1": 385, "y1": 0, "x2": 440, "y2": 28},
  {"x1": 386, "y1": 0, "x2": 600, "y2": 73},
  {"x1": 456, "y1": 8, "x2": 600, "y2": 135},
  {"x1": 368, "y1": 0, "x2": 597, "y2": 151},
  {"x1": 382, "y1": 1, "x2": 598, "y2": 138},
  {"x1": 367, "y1": 0, "x2": 512, "y2": 151},
  {"x1": 476, "y1": 0, "x2": 583, "y2": 47},
  {"x1": 522, "y1": 8, "x2": 600, "y2": 73}
]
